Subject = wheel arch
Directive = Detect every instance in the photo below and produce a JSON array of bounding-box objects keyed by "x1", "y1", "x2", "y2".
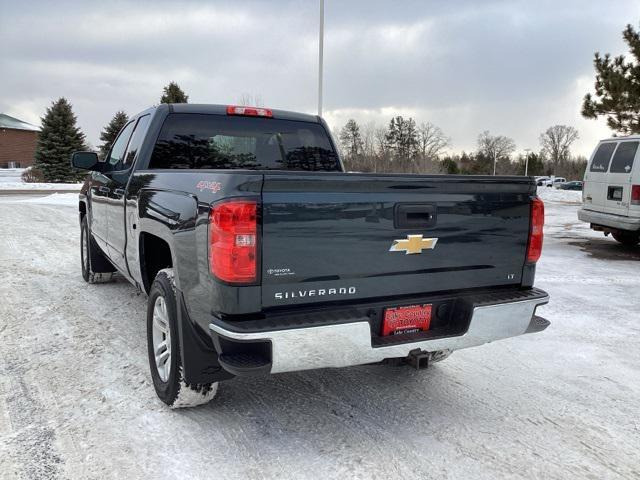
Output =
[{"x1": 139, "y1": 231, "x2": 174, "y2": 294}]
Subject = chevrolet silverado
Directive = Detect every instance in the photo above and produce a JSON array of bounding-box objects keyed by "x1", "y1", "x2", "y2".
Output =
[{"x1": 72, "y1": 104, "x2": 549, "y2": 408}]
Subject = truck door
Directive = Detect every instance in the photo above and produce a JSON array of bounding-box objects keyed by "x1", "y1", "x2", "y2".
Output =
[
  {"x1": 104, "y1": 115, "x2": 150, "y2": 274},
  {"x1": 98, "y1": 120, "x2": 136, "y2": 269},
  {"x1": 89, "y1": 171, "x2": 111, "y2": 252}
]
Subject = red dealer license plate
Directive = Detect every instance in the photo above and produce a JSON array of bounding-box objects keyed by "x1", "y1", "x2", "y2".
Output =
[{"x1": 382, "y1": 304, "x2": 432, "y2": 336}]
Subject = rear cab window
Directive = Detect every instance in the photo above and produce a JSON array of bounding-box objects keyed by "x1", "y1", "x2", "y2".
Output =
[
  {"x1": 609, "y1": 141, "x2": 638, "y2": 173},
  {"x1": 589, "y1": 142, "x2": 617, "y2": 173},
  {"x1": 149, "y1": 113, "x2": 340, "y2": 171}
]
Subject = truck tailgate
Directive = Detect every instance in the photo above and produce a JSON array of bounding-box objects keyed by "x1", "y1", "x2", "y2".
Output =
[{"x1": 260, "y1": 173, "x2": 535, "y2": 308}]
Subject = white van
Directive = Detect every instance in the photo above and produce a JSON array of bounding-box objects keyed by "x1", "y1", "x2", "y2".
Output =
[{"x1": 578, "y1": 137, "x2": 640, "y2": 246}]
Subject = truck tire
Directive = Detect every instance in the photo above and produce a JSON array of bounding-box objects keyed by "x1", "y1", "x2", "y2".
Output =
[
  {"x1": 612, "y1": 232, "x2": 640, "y2": 247},
  {"x1": 80, "y1": 216, "x2": 114, "y2": 284},
  {"x1": 147, "y1": 268, "x2": 219, "y2": 408}
]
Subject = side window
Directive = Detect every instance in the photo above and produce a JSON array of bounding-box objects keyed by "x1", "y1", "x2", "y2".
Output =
[
  {"x1": 609, "y1": 141, "x2": 638, "y2": 173},
  {"x1": 121, "y1": 115, "x2": 150, "y2": 170},
  {"x1": 589, "y1": 142, "x2": 617, "y2": 173},
  {"x1": 106, "y1": 121, "x2": 136, "y2": 169}
]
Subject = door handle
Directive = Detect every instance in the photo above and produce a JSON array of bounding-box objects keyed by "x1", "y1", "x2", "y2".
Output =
[
  {"x1": 98, "y1": 186, "x2": 110, "y2": 194},
  {"x1": 394, "y1": 203, "x2": 437, "y2": 229},
  {"x1": 113, "y1": 188, "x2": 126, "y2": 196}
]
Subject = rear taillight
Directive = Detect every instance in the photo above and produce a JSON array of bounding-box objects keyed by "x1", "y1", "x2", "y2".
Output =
[
  {"x1": 209, "y1": 200, "x2": 258, "y2": 283},
  {"x1": 527, "y1": 197, "x2": 544, "y2": 263},
  {"x1": 632, "y1": 185, "x2": 640, "y2": 206},
  {"x1": 226, "y1": 105, "x2": 273, "y2": 117}
]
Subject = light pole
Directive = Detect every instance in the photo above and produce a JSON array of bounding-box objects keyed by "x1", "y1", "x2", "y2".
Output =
[
  {"x1": 317, "y1": 0, "x2": 324, "y2": 117},
  {"x1": 524, "y1": 148, "x2": 531, "y2": 176},
  {"x1": 492, "y1": 152, "x2": 497, "y2": 176}
]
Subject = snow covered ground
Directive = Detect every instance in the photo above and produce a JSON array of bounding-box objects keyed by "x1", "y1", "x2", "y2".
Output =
[
  {"x1": 0, "y1": 169, "x2": 24, "y2": 183},
  {"x1": 5, "y1": 192, "x2": 79, "y2": 206},
  {"x1": 0, "y1": 168, "x2": 81, "y2": 191},
  {"x1": 0, "y1": 188, "x2": 639, "y2": 480}
]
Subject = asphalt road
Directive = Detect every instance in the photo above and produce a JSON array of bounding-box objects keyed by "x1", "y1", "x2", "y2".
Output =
[{"x1": 0, "y1": 191, "x2": 638, "y2": 480}]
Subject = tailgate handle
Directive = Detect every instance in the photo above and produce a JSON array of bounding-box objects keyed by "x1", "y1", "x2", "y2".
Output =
[{"x1": 394, "y1": 204, "x2": 437, "y2": 229}]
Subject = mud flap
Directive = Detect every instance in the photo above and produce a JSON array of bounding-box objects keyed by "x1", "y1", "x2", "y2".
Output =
[{"x1": 176, "y1": 291, "x2": 235, "y2": 384}]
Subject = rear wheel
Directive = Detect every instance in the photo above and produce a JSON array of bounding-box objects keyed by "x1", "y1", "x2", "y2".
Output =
[
  {"x1": 147, "y1": 268, "x2": 218, "y2": 408},
  {"x1": 612, "y1": 231, "x2": 640, "y2": 247},
  {"x1": 80, "y1": 216, "x2": 114, "y2": 283}
]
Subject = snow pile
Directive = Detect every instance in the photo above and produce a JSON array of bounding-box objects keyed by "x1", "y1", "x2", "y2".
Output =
[
  {"x1": 0, "y1": 168, "x2": 82, "y2": 190},
  {"x1": 0, "y1": 182, "x2": 82, "y2": 190},
  {"x1": 15, "y1": 193, "x2": 78, "y2": 206},
  {"x1": 0, "y1": 168, "x2": 26, "y2": 183},
  {"x1": 536, "y1": 186, "x2": 582, "y2": 204}
]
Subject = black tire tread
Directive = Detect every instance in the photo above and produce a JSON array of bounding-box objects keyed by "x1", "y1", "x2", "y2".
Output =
[
  {"x1": 612, "y1": 232, "x2": 640, "y2": 247},
  {"x1": 147, "y1": 268, "x2": 218, "y2": 408}
]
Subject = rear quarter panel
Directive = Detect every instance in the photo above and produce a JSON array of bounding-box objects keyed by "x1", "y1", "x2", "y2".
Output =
[{"x1": 126, "y1": 170, "x2": 264, "y2": 333}]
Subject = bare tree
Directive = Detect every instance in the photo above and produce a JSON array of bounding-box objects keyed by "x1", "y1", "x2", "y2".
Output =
[
  {"x1": 348, "y1": 121, "x2": 378, "y2": 172},
  {"x1": 539, "y1": 125, "x2": 579, "y2": 174},
  {"x1": 417, "y1": 122, "x2": 450, "y2": 158},
  {"x1": 477, "y1": 130, "x2": 516, "y2": 175},
  {"x1": 331, "y1": 127, "x2": 344, "y2": 158},
  {"x1": 374, "y1": 125, "x2": 389, "y2": 156},
  {"x1": 417, "y1": 122, "x2": 450, "y2": 172},
  {"x1": 237, "y1": 93, "x2": 264, "y2": 106},
  {"x1": 361, "y1": 121, "x2": 377, "y2": 160}
]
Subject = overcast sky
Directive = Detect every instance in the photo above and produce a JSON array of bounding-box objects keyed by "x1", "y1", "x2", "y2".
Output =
[{"x1": 1, "y1": 0, "x2": 638, "y2": 156}]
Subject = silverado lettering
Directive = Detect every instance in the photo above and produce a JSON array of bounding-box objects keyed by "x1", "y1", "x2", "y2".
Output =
[{"x1": 274, "y1": 287, "x2": 357, "y2": 300}]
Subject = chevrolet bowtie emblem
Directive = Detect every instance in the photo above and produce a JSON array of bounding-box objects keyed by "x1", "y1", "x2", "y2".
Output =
[{"x1": 389, "y1": 234, "x2": 438, "y2": 254}]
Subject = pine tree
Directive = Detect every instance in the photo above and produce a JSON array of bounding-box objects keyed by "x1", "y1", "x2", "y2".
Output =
[
  {"x1": 385, "y1": 116, "x2": 419, "y2": 169},
  {"x1": 34, "y1": 98, "x2": 86, "y2": 182},
  {"x1": 441, "y1": 157, "x2": 459, "y2": 174},
  {"x1": 160, "y1": 82, "x2": 189, "y2": 103},
  {"x1": 339, "y1": 119, "x2": 364, "y2": 159},
  {"x1": 98, "y1": 111, "x2": 129, "y2": 160},
  {"x1": 582, "y1": 24, "x2": 640, "y2": 134}
]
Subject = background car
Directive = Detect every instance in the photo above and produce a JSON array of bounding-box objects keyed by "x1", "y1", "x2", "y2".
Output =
[
  {"x1": 559, "y1": 181, "x2": 583, "y2": 190},
  {"x1": 536, "y1": 176, "x2": 550, "y2": 186}
]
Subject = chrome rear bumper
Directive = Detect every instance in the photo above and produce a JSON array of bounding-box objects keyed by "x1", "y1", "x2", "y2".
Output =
[
  {"x1": 209, "y1": 292, "x2": 550, "y2": 374},
  {"x1": 578, "y1": 208, "x2": 640, "y2": 231}
]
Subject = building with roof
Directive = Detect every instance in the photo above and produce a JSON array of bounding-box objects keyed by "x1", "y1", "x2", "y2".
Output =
[{"x1": 0, "y1": 114, "x2": 40, "y2": 168}]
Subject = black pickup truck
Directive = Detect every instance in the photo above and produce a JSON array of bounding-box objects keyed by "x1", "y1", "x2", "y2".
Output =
[{"x1": 73, "y1": 104, "x2": 549, "y2": 408}]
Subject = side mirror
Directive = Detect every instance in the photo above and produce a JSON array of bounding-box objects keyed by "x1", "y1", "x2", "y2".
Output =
[{"x1": 71, "y1": 151, "x2": 100, "y2": 171}]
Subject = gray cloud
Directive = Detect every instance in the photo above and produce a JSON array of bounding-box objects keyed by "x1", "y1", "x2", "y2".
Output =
[{"x1": 1, "y1": 0, "x2": 638, "y2": 155}]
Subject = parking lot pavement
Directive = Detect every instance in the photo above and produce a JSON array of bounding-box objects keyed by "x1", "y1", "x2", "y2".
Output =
[{"x1": 0, "y1": 190, "x2": 638, "y2": 480}]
